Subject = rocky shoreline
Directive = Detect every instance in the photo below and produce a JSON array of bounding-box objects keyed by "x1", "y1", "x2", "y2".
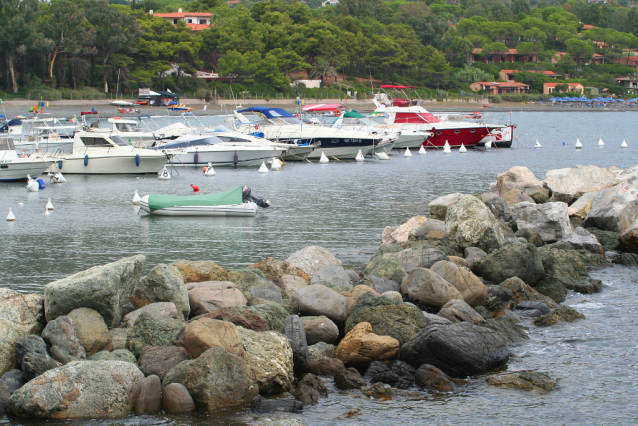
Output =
[{"x1": 1, "y1": 164, "x2": 637, "y2": 424}]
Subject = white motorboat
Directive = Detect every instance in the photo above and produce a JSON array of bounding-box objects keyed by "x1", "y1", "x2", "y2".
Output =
[
  {"x1": 47, "y1": 131, "x2": 170, "y2": 174},
  {"x1": 80, "y1": 113, "x2": 188, "y2": 147},
  {"x1": 154, "y1": 131, "x2": 287, "y2": 167},
  {"x1": 140, "y1": 186, "x2": 270, "y2": 216},
  {"x1": 14, "y1": 126, "x2": 76, "y2": 155},
  {"x1": 232, "y1": 107, "x2": 383, "y2": 160},
  {"x1": 0, "y1": 136, "x2": 56, "y2": 181}
]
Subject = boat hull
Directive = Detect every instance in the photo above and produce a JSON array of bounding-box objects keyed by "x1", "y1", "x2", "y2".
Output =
[
  {"x1": 140, "y1": 200, "x2": 258, "y2": 216},
  {"x1": 424, "y1": 126, "x2": 494, "y2": 148},
  {"x1": 279, "y1": 145, "x2": 316, "y2": 161},
  {"x1": 49, "y1": 154, "x2": 167, "y2": 174},
  {"x1": 0, "y1": 159, "x2": 51, "y2": 181},
  {"x1": 478, "y1": 125, "x2": 515, "y2": 148},
  {"x1": 168, "y1": 148, "x2": 281, "y2": 167},
  {"x1": 394, "y1": 132, "x2": 428, "y2": 149}
]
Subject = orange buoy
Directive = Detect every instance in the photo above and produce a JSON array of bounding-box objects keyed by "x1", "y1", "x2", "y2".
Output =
[{"x1": 191, "y1": 184, "x2": 200, "y2": 192}]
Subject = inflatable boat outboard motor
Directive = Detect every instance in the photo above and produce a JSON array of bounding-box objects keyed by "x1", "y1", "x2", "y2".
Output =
[{"x1": 242, "y1": 186, "x2": 270, "y2": 208}]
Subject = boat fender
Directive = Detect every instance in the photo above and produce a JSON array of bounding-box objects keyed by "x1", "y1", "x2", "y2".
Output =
[
  {"x1": 233, "y1": 152, "x2": 239, "y2": 167},
  {"x1": 194, "y1": 151, "x2": 199, "y2": 165},
  {"x1": 57, "y1": 160, "x2": 63, "y2": 170},
  {"x1": 135, "y1": 153, "x2": 140, "y2": 167},
  {"x1": 37, "y1": 178, "x2": 46, "y2": 190},
  {"x1": 84, "y1": 155, "x2": 89, "y2": 166},
  {"x1": 191, "y1": 184, "x2": 200, "y2": 192}
]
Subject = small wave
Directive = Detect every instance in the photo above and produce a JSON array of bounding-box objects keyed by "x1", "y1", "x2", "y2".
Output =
[{"x1": 569, "y1": 302, "x2": 605, "y2": 310}]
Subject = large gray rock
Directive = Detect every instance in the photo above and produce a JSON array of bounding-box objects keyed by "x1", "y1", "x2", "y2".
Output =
[
  {"x1": 430, "y1": 260, "x2": 487, "y2": 307},
  {"x1": 584, "y1": 178, "x2": 638, "y2": 232},
  {"x1": 311, "y1": 265, "x2": 353, "y2": 290},
  {"x1": 400, "y1": 267, "x2": 463, "y2": 309},
  {"x1": 364, "y1": 253, "x2": 408, "y2": 284},
  {"x1": 400, "y1": 323, "x2": 509, "y2": 377},
  {"x1": 88, "y1": 349, "x2": 137, "y2": 364},
  {"x1": 428, "y1": 193, "x2": 463, "y2": 221},
  {"x1": 138, "y1": 346, "x2": 190, "y2": 380},
  {"x1": 545, "y1": 165, "x2": 619, "y2": 204},
  {"x1": 284, "y1": 315, "x2": 310, "y2": 376},
  {"x1": 278, "y1": 275, "x2": 309, "y2": 297},
  {"x1": 41, "y1": 316, "x2": 86, "y2": 365},
  {"x1": 559, "y1": 226, "x2": 604, "y2": 254},
  {"x1": 163, "y1": 347, "x2": 259, "y2": 413},
  {"x1": 0, "y1": 320, "x2": 27, "y2": 376},
  {"x1": 7, "y1": 361, "x2": 144, "y2": 419},
  {"x1": 0, "y1": 289, "x2": 43, "y2": 334},
  {"x1": 162, "y1": 383, "x2": 195, "y2": 414},
  {"x1": 126, "y1": 313, "x2": 185, "y2": 357},
  {"x1": 131, "y1": 264, "x2": 189, "y2": 320},
  {"x1": 482, "y1": 194, "x2": 516, "y2": 229},
  {"x1": 122, "y1": 302, "x2": 180, "y2": 328},
  {"x1": 186, "y1": 281, "x2": 247, "y2": 316},
  {"x1": 238, "y1": 328, "x2": 294, "y2": 395},
  {"x1": 67, "y1": 308, "x2": 112, "y2": 356},
  {"x1": 619, "y1": 220, "x2": 638, "y2": 254},
  {"x1": 362, "y1": 275, "x2": 400, "y2": 294},
  {"x1": 472, "y1": 241, "x2": 545, "y2": 287},
  {"x1": 15, "y1": 335, "x2": 60, "y2": 381},
  {"x1": 381, "y1": 215, "x2": 428, "y2": 247},
  {"x1": 395, "y1": 246, "x2": 449, "y2": 273},
  {"x1": 513, "y1": 202, "x2": 573, "y2": 243},
  {"x1": 445, "y1": 195, "x2": 505, "y2": 252},
  {"x1": 301, "y1": 316, "x2": 339, "y2": 345},
  {"x1": 290, "y1": 284, "x2": 348, "y2": 324},
  {"x1": 437, "y1": 299, "x2": 484, "y2": 324},
  {"x1": 568, "y1": 192, "x2": 598, "y2": 219},
  {"x1": 497, "y1": 166, "x2": 542, "y2": 194},
  {"x1": 44, "y1": 255, "x2": 146, "y2": 328},
  {"x1": 285, "y1": 245, "x2": 342, "y2": 277},
  {"x1": 250, "y1": 285, "x2": 283, "y2": 305}
]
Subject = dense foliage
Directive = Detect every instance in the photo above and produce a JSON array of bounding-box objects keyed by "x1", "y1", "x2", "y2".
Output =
[{"x1": 1, "y1": 0, "x2": 638, "y2": 99}]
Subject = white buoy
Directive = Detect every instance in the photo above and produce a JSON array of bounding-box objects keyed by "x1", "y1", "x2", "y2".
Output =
[
  {"x1": 132, "y1": 190, "x2": 141, "y2": 205},
  {"x1": 355, "y1": 150, "x2": 365, "y2": 162},
  {"x1": 535, "y1": 140, "x2": 542, "y2": 148},
  {"x1": 319, "y1": 152, "x2": 329, "y2": 163},
  {"x1": 418, "y1": 145, "x2": 426, "y2": 155},
  {"x1": 271, "y1": 158, "x2": 282, "y2": 170},
  {"x1": 158, "y1": 166, "x2": 171, "y2": 180},
  {"x1": 18, "y1": 202, "x2": 23, "y2": 206},
  {"x1": 404, "y1": 147, "x2": 412, "y2": 157},
  {"x1": 7, "y1": 208, "x2": 15, "y2": 221},
  {"x1": 204, "y1": 163, "x2": 216, "y2": 176},
  {"x1": 376, "y1": 151, "x2": 390, "y2": 160},
  {"x1": 459, "y1": 144, "x2": 467, "y2": 153},
  {"x1": 598, "y1": 138, "x2": 605, "y2": 146},
  {"x1": 621, "y1": 140, "x2": 628, "y2": 148},
  {"x1": 26, "y1": 174, "x2": 39, "y2": 192},
  {"x1": 576, "y1": 138, "x2": 582, "y2": 149},
  {"x1": 258, "y1": 161, "x2": 269, "y2": 173},
  {"x1": 443, "y1": 140, "x2": 451, "y2": 154},
  {"x1": 49, "y1": 172, "x2": 66, "y2": 183},
  {"x1": 45, "y1": 198, "x2": 54, "y2": 210},
  {"x1": 44, "y1": 208, "x2": 50, "y2": 215},
  {"x1": 485, "y1": 140, "x2": 492, "y2": 149}
]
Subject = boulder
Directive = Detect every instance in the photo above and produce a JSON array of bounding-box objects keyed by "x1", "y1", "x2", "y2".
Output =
[
  {"x1": 7, "y1": 361, "x2": 144, "y2": 419},
  {"x1": 381, "y1": 215, "x2": 428, "y2": 247},
  {"x1": 186, "y1": 281, "x2": 247, "y2": 316},
  {"x1": 41, "y1": 316, "x2": 86, "y2": 365},
  {"x1": 227, "y1": 269, "x2": 279, "y2": 303},
  {"x1": 400, "y1": 322, "x2": 509, "y2": 377},
  {"x1": 0, "y1": 320, "x2": 27, "y2": 376},
  {"x1": 447, "y1": 255, "x2": 471, "y2": 269},
  {"x1": 131, "y1": 264, "x2": 189, "y2": 320},
  {"x1": 363, "y1": 275, "x2": 400, "y2": 294},
  {"x1": 484, "y1": 285, "x2": 514, "y2": 315},
  {"x1": 514, "y1": 228, "x2": 545, "y2": 247},
  {"x1": 308, "y1": 342, "x2": 336, "y2": 360},
  {"x1": 445, "y1": 195, "x2": 505, "y2": 252},
  {"x1": 182, "y1": 317, "x2": 244, "y2": 358},
  {"x1": 498, "y1": 277, "x2": 557, "y2": 308},
  {"x1": 534, "y1": 306, "x2": 585, "y2": 326},
  {"x1": 430, "y1": 260, "x2": 487, "y2": 307},
  {"x1": 364, "y1": 253, "x2": 407, "y2": 284},
  {"x1": 283, "y1": 315, "x2": 310, "y2": 376},
  {"x1": 170, "y1": 260, "x2": 229, "y2": 283},
  {"x1": 285, "y1": 245, "x2": 342, "y2": 277},
  {"x1": 400, "y1": 267, "x2": 463, "y2": 309},
  {"x1": 520, "y1": 185, "x2": 551, "y2": 204},
  {"x1": 613, "y1": 252, "x2": 638, "y2": 266},
  {"x1": 480, "y1": 316, "x2": 529, "y2": 344},
  {"x1": 88, "y1": 349, "x2": 137, "y2": 364},
  {"x1": 423, "y1": 313, "x2": 453, "y2": 326},
  {"x1": 248, "y1": 257, "x2": 311, "y2": 284},
  {"x1": 496, "y1": 166, "x2": 543, "y2": 194},
  {"x1": 515, "y1": 301, "x2": 550, "y2": 318},
  {"x1": 500, "y1": 188, "x2": 535, "y2": 206},
  {"x1": 239, "y1": 328, "x2": 294, "y2": 395},
  {"x1": 485, "y1": 370, "x2": 558, "y2": 394},
  {"x1": 413, "y1": 219, "x2": 447, "y2": 238},
  {"x1": 67, "y1": 308, "x2": 112, "y2": 356},
  {"x1": 415, "y1": 364, "x2": 456, "y2": 393},
  {"x1": 309, "y1": 358, "x2": 345, "y2": 377},
  {"x1": 1, "y1": 369, "x2": 26, "y2": 395},
  {"x1": 301, "y1": 316, "x2": 339, "y2": 345},
  {"x1": 278, "y1": 275, "x2": 309, "y2": 297},
  {"x1": 126, "y1": 313, "x2": 185, "y2": 357},
  {"x1": 559, "y1": 226, "x2": 604, "y2": 254},
  {"x1": 619, "y1": 220, "x2": 638, "y2": 254},
  {"x1": 363, "y1": 382, "x2": 393, "y2": 400},
  {"x1": 428, "y1": 193, "x2": 463, "y2": 221},
  {"x1": 0, "y1": 289, "x2": 43, "y2": 334},
  {"x1": 345, "y1": 293, "x2": 428, "y2": 345},
  {"x1": 162, "y1": 347, "x2": 258, "y2": 413},
  {"x1": 250, "y1": 285, "x2": 283, "y2": 305},
  {"x1": 545, "y1": 165, "x2": 619, "y2": 204},
  {"x1": 513, "y1": 202, "x2": 573, "y2": 243},
  {"x1": 293, "y1": 373, "x2": 327, "y2": 405},
  {"x1": 44, "y1": 255, "x2": 146, "y2": 328},
  {"x1": 472, "y1": 241, "x2": 545, "y2": 287},
  {"x1": 138, "y1": 346, "x2": 190, "y2": 380},
  {"x1": 133, "y1": 375, "x2": 162, "y2": 415},
  {"x1": 464, "y1": 247, "x2": 487, "y2": 267},
  {"x1": 382, "y1": 291, "x2": 403, "y2": 302},
  {"x1": 395, "y1": 246, "x2": 449, "y2": 273},
  {"x1": 342, "y1": 285, "x2": 380, "y2": 313},
  {"x1": 437, "y1": 299, "x2": 484, "y2": 324},
  {"x1": 122, "y1": 302, "x2": 180, "y2": 328},
  {"x1": 247, "y1": 302, "x2": 289, "y2": 332},
  {"x1": 162, "y1": 383, "x2": 195, "y2": 414},
  {"x1": 584, "y1": 179, "x2": 638, "y2": 232},
  {"x1": 290, "y1": 284, "x2": 348, "y2": 324},
  {"x1": 363, "y1": 361, "x2": 399, "y2": 386},
  {"x1": 204, "y1": 306, "x2": 268, "y2": 332},
  {"x1": 311, "y1": 265, "x2": 353, "y2": 289},
  {"x1": 334, "y1": 367, "x2": 366, "y2": 390},
  {"x1": 334, "y1": 322, "x2": 400, "y2": 365},
  {"x1": 568, "y1": 192, "x2": 598, "y2": 219},
  {"x1": 538, "y1": 246, "x2": 602, "y2": 295},
  {"x1": 15, "y1": 335, "x2": 59, "y2": 381}
]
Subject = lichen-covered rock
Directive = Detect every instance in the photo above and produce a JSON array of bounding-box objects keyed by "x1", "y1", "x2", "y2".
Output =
[
  {"x1": 15, "y1": 335, "x2": 60, "y2": 381},
  {"x1": 41, "y1": 316, "x2": 86, "y2": 365},
  {"x1": 182, "y1": 317, "x2": 244, "y2": 358},
  {"x1": 0, "y1": 289, "x2": 43, "y2": 334},
  {"x1": 285, "y1": 245, "x2": 342, "y2": 277},
  {"x1": 248, "y1": 257, "x2": 311, "y2": 284},
  {"x1": 204, "y1": 306, "x2": 268, "y2": 332},
  {"x1": 472, "y1": 241, "x2": 545, "y2": 286},
  {"x1": 284, "y1": 315, "x2": 310, "y2": 376},
  {"x1": 131, "y1": 264, "x2": 189, "y2": 320},
  {"x1": 247, "y1": 302, "x2": 289, "y2": 332},
  {"x1": 395, "y1": 246, "x2": 449, "y2": 273},
  {"x1": 301, "y1": 316, "x2": 339, "y2": 345},
  {"x1": 400, "y1": 267, "x2": 463, "y2": 309},
  {"x1": 0, "y1": 320, "x2": 27, "y2": 376},
  {"x1": 238, "y1": 328, "x2": 294, "y2": 395},
  {"x1": 7, "y1": 361, "x2": 144, "y2": 419},
  {"x1": 308, "y1": 342, "x2": 336, "y2": 360},
  {"x1": 364, "y1": 253, "x2": 407, "y2": 284},
  {"x1": 513, "y1": 202, "x2": 573, "y2": 243},
  {"x1": 498, "y1": 277, "x2": 557, "y2": 308},
  {"x1": 122, "y1": 302, "x2": 180, "y2": 328},
  {"x1": 334, "y1": 322, "x2": 400, "y2": 365},
  {"x1": 290, "y1": 284, "x2": 348, "y2": 324},
  {"x1": 138, "y1": 346, "x2": 189, "y2": 380},
  {"x1": 428, "y1": 193, "x2": 463, "y2": 221},
  {"x1": 533, "y1": 306, "x2": 585, "y2": 326},
  {"x1": 87, "y1": 349, "x2": 137, "y2": 364},
  {"x1": 126, "y1": 313, "x2": 184, "y2": 357},
  {"x1": 170, "y1": 260, "x2": 229, "y2": 283},
  {"x1": 44, "y1": 255, "x2": 146, "y2": 328},
  {"x1": 67, "y1": 308, "x2": 112, "y2": 356},
  {"x1": 445, "y1": 195, "x2": 505, "y2": 253},
  {"x1": 485, "y1": 370, "x2": 558, "y2": 394},
  {"x1": 430, "y1": 260, "x2": 487, "y2": 307},
  {"x1": 538, "y1": 246, "x2": 602, "y2": 295}
]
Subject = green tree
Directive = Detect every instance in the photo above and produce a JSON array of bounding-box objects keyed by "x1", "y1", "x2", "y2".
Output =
[
  {"x1": 309, "y1": 57, "x2": 338, "y2": 86},
  {"x1": 510, "y1": 0, "x2": 530, "y2": 17},
  {"x1": 216, "y1": 50, "x2": 260, "y2": 83},
  {"x1": 565, "y1": 38, "x2": 594, "y2": 63},
  {"x1": 422, "y1": 45, "x2": 451, "y2": 89}
]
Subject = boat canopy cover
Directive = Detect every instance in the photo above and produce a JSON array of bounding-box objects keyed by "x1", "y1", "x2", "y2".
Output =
[
  {"x1": 237, "y1": 107, "x2": 295, "y2": 119},
  {"x1": 147, "y1": 186, "x2": 244, "y2": 212},
  {"x1": 343, "y1": 110, "x2": 366, "y2": 118},
  {"x1": 302, "y1": 103, "x2": 343, "y2": 112},
  {"x1": 379, "y1": 85, "x2": 417, "y2": 89}
]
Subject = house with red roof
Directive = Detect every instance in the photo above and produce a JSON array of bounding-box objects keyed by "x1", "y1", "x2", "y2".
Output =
[
  {"x1": 499, "y1": 69, "x2": 561, "y2": 81},
  {"x1": 469, "y1": 81, "x2": 530, "y2": 95},
  {"x1": 543, "y1": 82, "x2": 584, "y2": 94},
  {"x1": 151, "y1": 9, "x2": 212, "y2": 31},
  {"x1": 470, "y1": 48, "x2": 538, "y2": 64},
  {"x1": 612, "y1": 56, "x2": 638, "y2": 69}
]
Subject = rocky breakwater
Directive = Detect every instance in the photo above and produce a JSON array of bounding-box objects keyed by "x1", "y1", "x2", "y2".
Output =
[{"x1": 3, "y1": 169, "x2": 634, "y2": 422}]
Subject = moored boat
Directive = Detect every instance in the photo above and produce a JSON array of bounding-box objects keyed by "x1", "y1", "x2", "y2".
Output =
[{"x1": 0, "y1": 136, "x2": 56, "y2": 181}]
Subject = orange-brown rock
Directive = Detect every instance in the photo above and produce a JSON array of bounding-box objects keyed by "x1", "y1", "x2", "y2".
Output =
[
  {"x1": 170, "y1": 261, "x2": 229, "y2": 283},
  {"x1": 447, "y1": 256, "x2": 471, "y2": 270},
  {"x1": 334, "y1": 322, "x2": 399, "y2": 365},
  {"x1": 183, "y1": 317, "x2": 244, "y2": 358},
  {"x1": 248, "y1": 258, "x2": 311, "y2": 283},
  {"x1": 342, "y1": 285, "x2": 380, "y2": 313}
]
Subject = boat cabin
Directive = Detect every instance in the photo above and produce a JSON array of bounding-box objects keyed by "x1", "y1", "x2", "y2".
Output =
[{"x1": 74, "y1": 132, "x2": 131, "y2": 149}]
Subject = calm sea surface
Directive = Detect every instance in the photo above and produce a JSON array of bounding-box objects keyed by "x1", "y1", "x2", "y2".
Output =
[{"x1": 1, "y1": 111, "x2": 638, "y2": 425}]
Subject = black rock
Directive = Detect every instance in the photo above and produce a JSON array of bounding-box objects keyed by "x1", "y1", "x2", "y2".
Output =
[
  {"x1": 284, "y1": 315, "x2": 310, "y2": 376},
  {"x1": 479, "y1": 317, "x2": 529, "y2": 344},
  {"x1": 515, "y1": 228, "x2": 544, "y2": 247},
  {"x1": 612, "y1": 252, "x2": 638, "y2": 266},
  {"x1": 251, "y1": 395, "x2": 303, "y2": 413},
  {"x1": 400, "y1": 323, "x2": 509, "y2": 377},
  {"x1": 309, "y1": 358, "x2": 345, "y2": 377},
  {"x1": 15, "y1": 335, "x2": 60, "y2": 381},
  {"x1": 363, "y1": 361, "x2": 399, "y2": 386},
  {"x1": 1, "y1": 370, "x2": 26, "y2": 395},
  {"x1": 293, "y1": 373, "x2": 328, "y2": 405},
  {"x1": 516, "y1": 301, "x2": 550, "y2": 315},
  {"x1": 390, "y1": 361, "x2": 417, "y2": 389},
  {"x1": 415, "y1": 364, "x2": 456, "y2": 393},
  {"x1": 334, "y1": 367, "x2": 366, "y2": 390}
]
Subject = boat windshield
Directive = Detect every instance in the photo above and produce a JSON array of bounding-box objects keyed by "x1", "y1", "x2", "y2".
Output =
[
  {"x1": 111, "y1": 135, "x2": 131, "y2": 146},
  {"x1": 216, "y1": 135, "x2": 253, "y2": 143},
  {"x1": 268, "y1": 116, "x2": 304, "y2": 125},
  {"x1": 158, "y1": 136, "x2": 224, "y2": 149},
  {"x1": 115, "y1": 122, "x2": 142, "y2": 132},
  {"x1": 0, "y1": 136, "x2": 15, "y2": 151}
]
